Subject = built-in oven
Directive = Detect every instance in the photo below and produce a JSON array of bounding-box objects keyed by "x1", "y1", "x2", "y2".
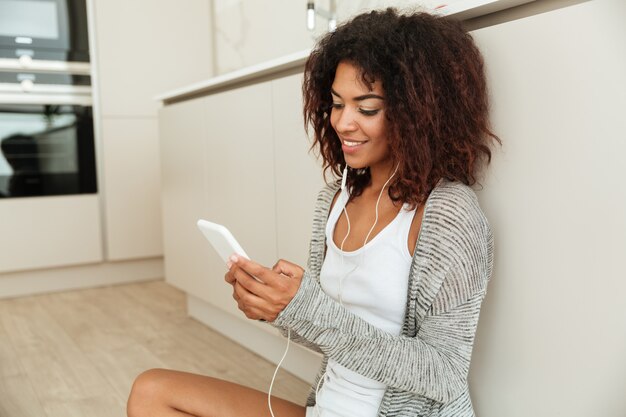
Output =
[
  {"x1": 0, "y1": 76, "x2": 96, "y2": 198},
  {"x1": 0, "y1": 0, "x2": 90, "y2": 62}
]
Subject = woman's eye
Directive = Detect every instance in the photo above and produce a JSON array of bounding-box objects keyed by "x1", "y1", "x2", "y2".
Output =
[
  {"x1": 329, "y1": 103, "x2": 379, "y2": 116},
  {"x1": 359, "y1": 108, "x2": 380, "y2": 116}
]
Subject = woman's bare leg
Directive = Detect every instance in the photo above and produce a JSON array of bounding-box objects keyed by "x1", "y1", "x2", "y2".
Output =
[{"x1": 127, "y1": 368, "x2": 307, "y2": 417}]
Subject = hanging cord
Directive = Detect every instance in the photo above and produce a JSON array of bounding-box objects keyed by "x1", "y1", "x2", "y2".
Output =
[
  {"x1": 363, "y1": 164, "x2": 399, "y2": 246},
  {"x1": 338, "y1": 204, "x2": 353, "y2": 306},
  {"x1": 268, "y1": 329, "x2": 291, "y2": 417},
  {"x1": 314, "y1": 368, "x2": 328, "y2": 417},
  {"x1": 338, "y1": 165, "x2": 354, "y2": 306}
]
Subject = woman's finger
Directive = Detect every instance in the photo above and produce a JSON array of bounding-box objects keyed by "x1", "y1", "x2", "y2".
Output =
[
  {"x1": 234, "y1": 267, "x2": 271, "y2": 299},
  {"x1": 233, "y1": 279, "x2": 252, "y2": 299},
  {"x1": 229, "y1": 255, "x2": 267, "y2": 278},
  {"x1": 231, "y1": 255, "x2": 285, "y2": 288},
  {"x1": 233, "y1": 282, "x2": 275, "y2": 320},
  {"x1": 225, "y1": 270, "x2": 235, "y2": 284},
  {"x1": 228, "y1": 256, "x2": 303, "y2": 321},
  {"x1": 272, "y1": 259, "x2": 304, "y2": 280}
]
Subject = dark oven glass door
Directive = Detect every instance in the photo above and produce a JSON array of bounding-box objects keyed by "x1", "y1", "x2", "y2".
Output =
[
  {"x1": 0, "y1": 0, "x2": 89, "y2": 62},
  {"x1": 0, "y1": 102, "x2": 97, "y2": 198}
]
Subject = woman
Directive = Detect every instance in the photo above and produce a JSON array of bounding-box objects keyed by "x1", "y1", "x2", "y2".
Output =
[{"x1": 127, "y1": 8, "x2": 499, "y2": 417}]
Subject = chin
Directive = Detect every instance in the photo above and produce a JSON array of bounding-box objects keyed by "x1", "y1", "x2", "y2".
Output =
[
  {"x1": 346, "y1": 164, "x2": 367, "y2": 170},
  {"x1": 344, "y1": 158, "x2": 367, "y2": 170}
]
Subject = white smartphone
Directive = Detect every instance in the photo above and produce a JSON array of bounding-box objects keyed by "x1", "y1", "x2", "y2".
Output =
[{"x1": 196, "y1": 219, "x2": 249, "y2": 264}]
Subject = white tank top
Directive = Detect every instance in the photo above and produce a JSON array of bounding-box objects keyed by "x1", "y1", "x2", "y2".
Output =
[{"x1": 310, "y1": 188, "x2": 415, "y2": 417}]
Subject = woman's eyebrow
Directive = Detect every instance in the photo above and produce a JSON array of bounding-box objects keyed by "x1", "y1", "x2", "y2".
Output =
[{"x1": 331, "y1": 88, "x2": 384, "y2": 101}]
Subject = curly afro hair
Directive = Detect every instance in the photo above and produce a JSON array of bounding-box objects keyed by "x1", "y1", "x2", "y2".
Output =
[{"x1": 303, "y1": 8, "x2": 501, "y2": 207}]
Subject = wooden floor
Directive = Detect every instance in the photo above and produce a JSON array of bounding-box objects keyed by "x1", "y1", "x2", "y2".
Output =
[{"x1": 0, "y1": 280, "x2": 311, "y2": 417}]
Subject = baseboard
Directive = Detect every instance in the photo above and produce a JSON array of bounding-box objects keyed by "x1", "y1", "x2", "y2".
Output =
[
  {"x1": 0, "y1": 257, "x2": 164, "y2": 299},
  {"x1": 187, "y1": 294, "x2": 322, "y2": 384}
]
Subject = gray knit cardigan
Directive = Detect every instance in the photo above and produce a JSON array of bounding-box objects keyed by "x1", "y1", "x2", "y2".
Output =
[{"x1": 272, "y1": 179, "x2": 494, "y2": 417}]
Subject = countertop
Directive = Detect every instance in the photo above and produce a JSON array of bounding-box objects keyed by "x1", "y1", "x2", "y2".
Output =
[{"x1": 156, "y1": 49, "x2": 310, "y2": 105}]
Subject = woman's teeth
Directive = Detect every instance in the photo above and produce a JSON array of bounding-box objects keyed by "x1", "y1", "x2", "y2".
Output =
[{"x1": 344, "y1": 140, "x2": 363, "y2": 147}]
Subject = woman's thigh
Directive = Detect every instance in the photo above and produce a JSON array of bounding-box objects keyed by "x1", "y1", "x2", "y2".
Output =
[{"x1": 127, "y1": 368, "x2": 307, "y2": 417}]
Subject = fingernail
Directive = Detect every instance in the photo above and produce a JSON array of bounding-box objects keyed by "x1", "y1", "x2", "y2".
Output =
[
  {"x1": 226, "y1": 261, "x2": 232, "y2": 269},
  {"x1": 229, "y1": 254, "x2": 238, "y2": 263}
]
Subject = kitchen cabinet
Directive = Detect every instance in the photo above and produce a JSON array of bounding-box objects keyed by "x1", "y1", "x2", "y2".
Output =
[
  {"x1": 159, "y1": 71, "x2": 324, "y2": 317},
  {"x1": 465, "y1": 1, "x2": 626, "y2": 415},
  {"x1": 158, "y1": 96, "x2": 211, "y2": 297},
  {"x1": 0, "y1": 195, "x2": 102, "y2": 273},
  {"x1": 159, "y1": 68, "x2": 325, "y2": 381},
  {"x1": 200, "y1": 82, "x2": 277, "y2": 315},
  {"x1": 0, "y1": 0, "x2": 214, "y2": 292},
  {"x1": 272, "y1": 74, "x2": 325, "y2": 267},
  {"x1": 100, "y1": 118, "x2": 163, "y2": 260}
]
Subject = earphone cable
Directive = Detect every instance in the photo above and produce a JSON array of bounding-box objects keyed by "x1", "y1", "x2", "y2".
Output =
[
  {"x1": 338, "y1": 204, "x2": 351, "y2": 306},
  {"x1": 314, "y1": 368, "x2": 327, "y2": 417},
  {"x1": 268, "y1": 328, "x2": 291, "y2": 417},
  {"x1": 363, "y1": 164, "x2": 399, "y2": 246}
]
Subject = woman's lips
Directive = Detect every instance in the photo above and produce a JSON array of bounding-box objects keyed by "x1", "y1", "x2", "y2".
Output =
[{"x1": 342, "y1": 139, "x2": 367, "y2": 154}]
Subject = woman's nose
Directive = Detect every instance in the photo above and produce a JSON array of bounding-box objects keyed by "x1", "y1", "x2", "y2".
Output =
[{"x1": 333, "y1": 107, "x2": 358, "y2": 133}]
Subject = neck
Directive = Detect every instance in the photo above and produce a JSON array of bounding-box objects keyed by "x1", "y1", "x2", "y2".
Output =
[{"x1": 368, "y1": 162, "x2": 397, "y2": 193}]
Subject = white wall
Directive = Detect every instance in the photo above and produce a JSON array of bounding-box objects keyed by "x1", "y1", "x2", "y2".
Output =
[
  {"x1": 213, "y1": 0, "x2": 418, "y2": 74},
  {"x1": 470, "y1": 1, "x2": 625, "y2": 416},
  {"x1": 212, "y1": 0, "x2": 591, "y2": 75}
]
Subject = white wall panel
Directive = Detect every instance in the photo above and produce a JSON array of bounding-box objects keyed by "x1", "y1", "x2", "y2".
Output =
[
  {"x1": 0, "y1": 196, "x2": 103, "y2": 273},
  {"x1": 470, "y1": 1, "x2": 626, "y2": 416},
  {"x1": 201, "y1": 82, "x2": 277, "y2": 315},
  {"x1": 101, "y1": 118, "x2": 163, "y2": 260},
  {"x1": 272, "y1": 74, "x2": 325, "y2": 267},
  {"x1": 93, "y1": 0, "x2": 214, "y2": 117},
  {"x1": 158, "y1": 97, "x2": 210, "y2": 294}
]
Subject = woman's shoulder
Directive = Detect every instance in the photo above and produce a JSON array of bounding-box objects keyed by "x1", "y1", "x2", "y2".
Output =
[
  {"x1": 430, "y1": 179, "x2": 479, "y2": 205},
  {"x1": 422, "y1": 180, "x2": 493, "y2": 267},
  {"x1": 426, "y1": 179, "x2": 490, "y2": 232}
]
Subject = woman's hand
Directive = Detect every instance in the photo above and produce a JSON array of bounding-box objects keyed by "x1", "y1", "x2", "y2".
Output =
[{"x1": 224, "y1": 256, "x2": 304, "y2": 322}]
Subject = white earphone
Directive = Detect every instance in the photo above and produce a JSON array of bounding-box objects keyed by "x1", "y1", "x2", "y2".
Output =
[{"x1": 341, "y1": 165, "x2": 348, "y2": 191}]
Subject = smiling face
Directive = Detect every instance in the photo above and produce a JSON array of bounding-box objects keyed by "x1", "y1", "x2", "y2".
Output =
[{"x1": 330, "y1": 61, "x2": 392, "y2": 173}]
